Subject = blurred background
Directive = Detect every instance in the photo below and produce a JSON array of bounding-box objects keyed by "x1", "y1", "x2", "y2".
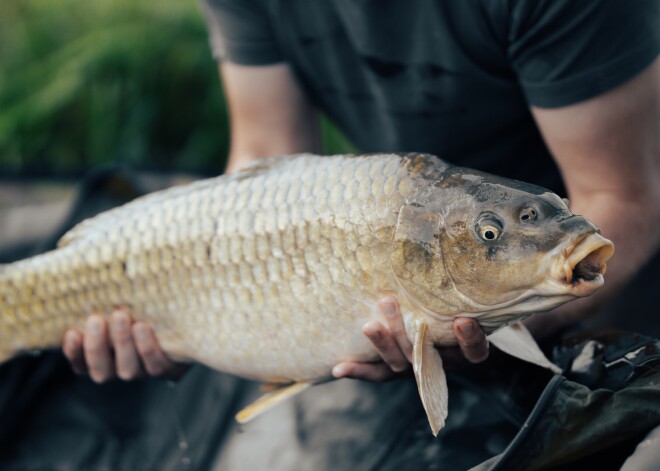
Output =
[
  {"x1": 0, "y1": 0, "x2": 353, "y2": 252},
  {"x1": 1, "y1": 0, "x2": 229, "y2": 177}
]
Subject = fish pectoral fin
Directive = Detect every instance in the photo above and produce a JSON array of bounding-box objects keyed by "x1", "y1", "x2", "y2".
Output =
[
  {"x1": 488, "y1": 322, "x2": 562, "y2": 374},
  {"x1": 235, "y1": 381, "x2": 313, "y2": 424},
  {"x1": 412, "y1": 320, "x2": 448, "y2": 437}
]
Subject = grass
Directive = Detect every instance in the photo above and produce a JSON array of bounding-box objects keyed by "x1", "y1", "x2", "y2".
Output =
[{"x1": 0, "y1": 0, "x2": 355, "y2": 178}]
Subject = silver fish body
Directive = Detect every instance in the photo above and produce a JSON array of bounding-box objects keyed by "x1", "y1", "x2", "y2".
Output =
[
  {"x1": 1, "y1": 154, "x2": 425, "y2": 377},
  {"x1": 0, "y1": 153, "x2": 614, "y2": 434}
]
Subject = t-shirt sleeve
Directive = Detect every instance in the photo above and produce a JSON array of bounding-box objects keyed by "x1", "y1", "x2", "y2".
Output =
[
  {"x1": 199, "y1": 0, "x2": 284, "y2": 65},
  {"x1": 507, "y1": 0, "x2": 659, "y2": 108}
]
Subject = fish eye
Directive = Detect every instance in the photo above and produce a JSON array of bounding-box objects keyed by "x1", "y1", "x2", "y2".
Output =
[
  {"x1": 480, "y1": 225, "x2": 500, "y2": 240},
  {"x1": 476, "y1": 215, "x2": 503, "y2": 241}
]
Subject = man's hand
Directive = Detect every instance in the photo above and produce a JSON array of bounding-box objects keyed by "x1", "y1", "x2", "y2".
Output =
[
  {"x1": 62, "y1": 308, "x2": 186, "y2": 383},
  {"x1": 332, "y1": 296, "x2": 489, "y2": 382}
]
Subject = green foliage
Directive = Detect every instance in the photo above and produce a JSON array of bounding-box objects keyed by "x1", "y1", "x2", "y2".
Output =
[
  {"x1": 0, "y1": 0, "x2": 355, "y2": 177},
  {"x1": 321, "y1": 116, "x2": 356, "y2": 156},
  {"x1": 0, "y1": 0, "x2": 228, "y2": 176}
]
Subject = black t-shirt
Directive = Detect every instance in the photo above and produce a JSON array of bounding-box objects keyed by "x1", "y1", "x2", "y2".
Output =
[{"x1": 201, "y1": 0, "x2": 659, "y2": 193}]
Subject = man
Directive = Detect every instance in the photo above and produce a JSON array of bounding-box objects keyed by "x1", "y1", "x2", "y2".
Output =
[{"x1": 62, "y1": 0, "x2": 659, "y2": 468}]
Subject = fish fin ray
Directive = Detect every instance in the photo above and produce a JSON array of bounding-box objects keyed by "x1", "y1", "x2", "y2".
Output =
[
  {"x1": 412, "y1": 320, "x2": 448, "y2": 436},
  {"x1": 235, "y1": 381, "x2": 312, "y2": 424},
  {"x1": 488, "y1": 322, "x2": 562, "y2": 374},
  {"x1": 230, "y1": 154, "x2": 304, "y2": 177},
  {"x1": 260, "y1": 381, "x2": 292, "y2": 393}
]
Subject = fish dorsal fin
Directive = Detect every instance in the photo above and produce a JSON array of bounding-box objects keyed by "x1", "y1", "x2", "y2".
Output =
[
  {"x1": 230, "y1": 154, "x2": 311, "y2": 177},
  {"x1": 412, "y1": 319, "x2": 448, "y2": 436},
  {"x1": 58, "y1": 215, "x2": 113, "y2": 247},
  {"x1": 235, "y1": 381, "x2": 313, "y2": 425},
  {"x1": 488, "y1": 322, "x2": 562, "y2": 374}
]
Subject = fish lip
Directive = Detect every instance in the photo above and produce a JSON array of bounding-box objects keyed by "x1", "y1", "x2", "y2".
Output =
[{"x1": 560, "y1": 232, "x2": 615, "y2": 295}]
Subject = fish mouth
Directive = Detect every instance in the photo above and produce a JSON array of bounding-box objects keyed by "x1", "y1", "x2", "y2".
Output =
[{"x1": 561, "y1": 233, "x2": 615, "y2": 294}]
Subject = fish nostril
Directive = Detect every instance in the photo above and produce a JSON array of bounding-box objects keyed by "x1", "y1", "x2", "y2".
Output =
[{"x1": 519, "y1": 207, "x2": 537, "y2": 223}]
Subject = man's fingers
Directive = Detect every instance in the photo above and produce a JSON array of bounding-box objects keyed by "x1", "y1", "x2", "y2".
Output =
[
  {"x1": 63, "y1": 329, "x2": 87, "y2": 375},
  {"x1": 378, "y1": 296, "x2": 413, "y2": 362},
  {"x1": 109, "y1": 309, "x2": 144, "y2": 380},
  {"x1": 133, "y1": 322, "x2": 181, "y2": 377},
  {"x1": 83, "y1": 314, "x2": 116, "y2": 383},
  {"x1": 454, "y1": 318, "x2": 489, "y2": 364},
  {"x1": 362, "y1": 322, "x2": 410, "y2": 373},
  {"x1": 332, "y1": 361, "x2": 395, "y2": 382}
]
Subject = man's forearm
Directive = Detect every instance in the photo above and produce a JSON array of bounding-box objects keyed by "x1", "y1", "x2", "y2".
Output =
[{"x1": 220, "y1": 62, "x2": 322, "y2": 176}]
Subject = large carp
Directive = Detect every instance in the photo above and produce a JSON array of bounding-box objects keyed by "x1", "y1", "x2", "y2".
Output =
[{"x1": 0, "y1": 153, "x2": 613, "y2": 435}]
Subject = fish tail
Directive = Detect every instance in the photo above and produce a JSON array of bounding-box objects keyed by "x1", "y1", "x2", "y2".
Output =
[
  {"x1": 0, "y1": 248, "x2": 95, "y2": 365},
  {"x1": 0, "y1": 263, "x2": 14, "y2": 363},
  {"x1": 0, "y1": 257, "x2": 55, "y2": 364}
]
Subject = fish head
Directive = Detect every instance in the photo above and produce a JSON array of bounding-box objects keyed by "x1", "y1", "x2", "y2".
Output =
[{"x1": 392, "y1": 167, "x2": 614, "y2": 319}]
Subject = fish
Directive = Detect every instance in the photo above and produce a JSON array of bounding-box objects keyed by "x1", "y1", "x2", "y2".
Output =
[{"x1": 0, "y1": 153, "x2": 614, "y2": 435}]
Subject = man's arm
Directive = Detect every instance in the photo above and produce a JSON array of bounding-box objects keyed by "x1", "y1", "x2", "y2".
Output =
[
  {"x1": 526, "y1": 58, "x2": 660, "y2": 336},
  {"x1": 220, "y1": 62, "x2": 322, "y2": 172}
]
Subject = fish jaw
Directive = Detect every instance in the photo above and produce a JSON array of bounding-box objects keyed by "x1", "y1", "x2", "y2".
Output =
[
  {"x1": 554, "y1": 232, "x2": 615, "y2": 297},
  {"x1": 518, "y1": 231, "x2": 614, "y2": 313}
]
